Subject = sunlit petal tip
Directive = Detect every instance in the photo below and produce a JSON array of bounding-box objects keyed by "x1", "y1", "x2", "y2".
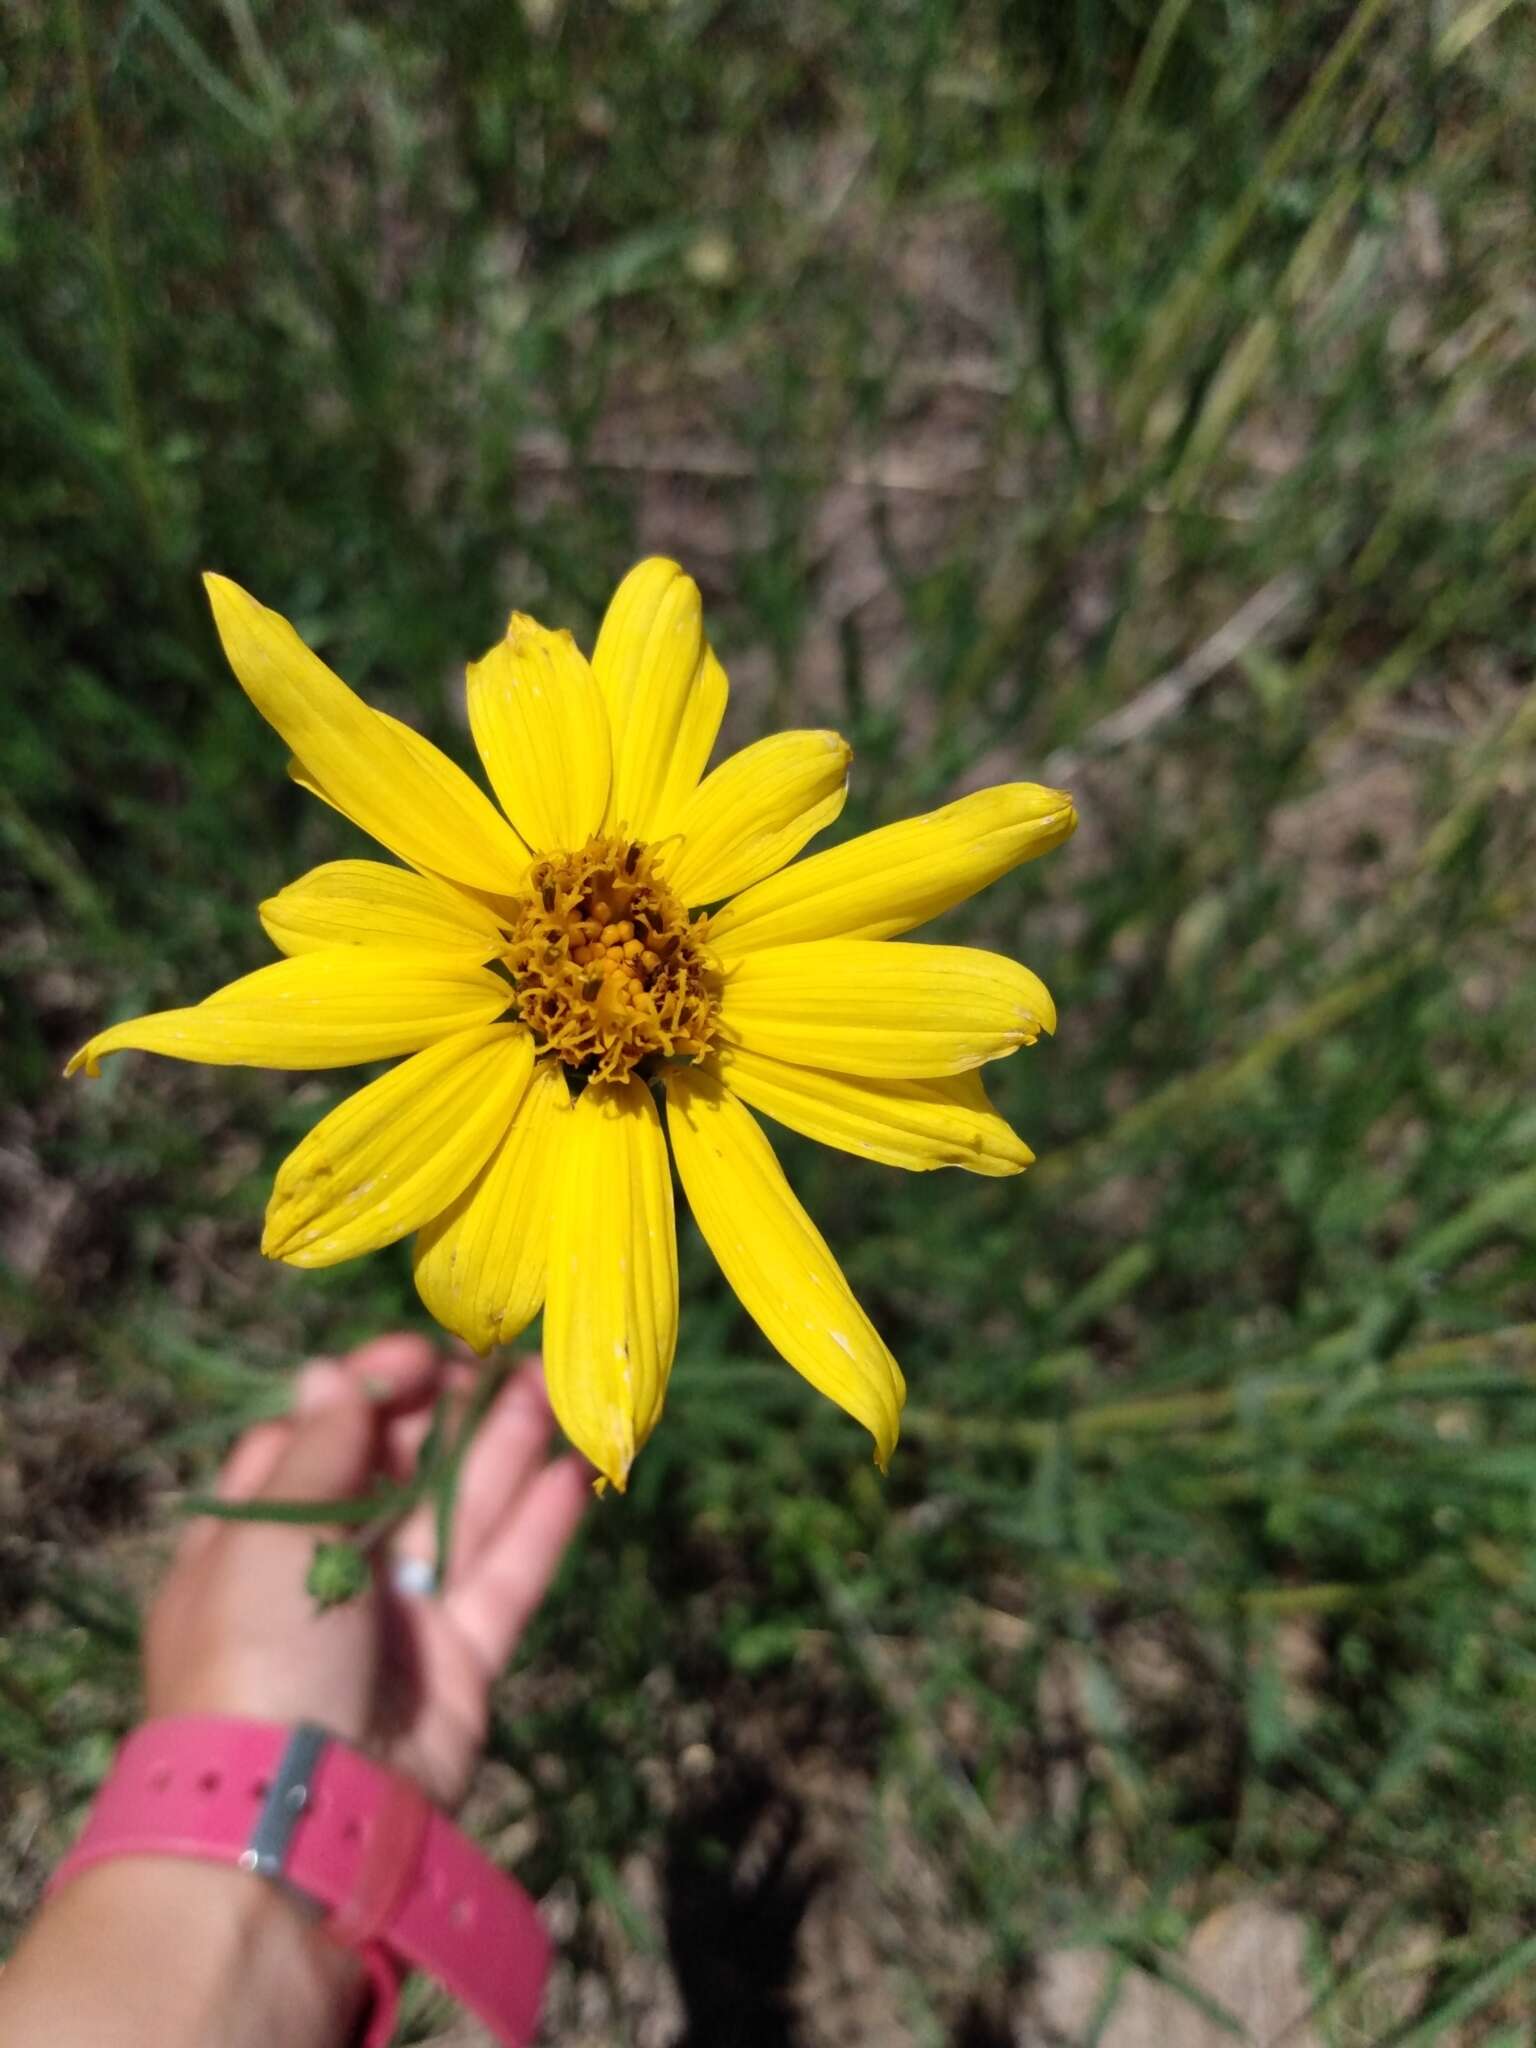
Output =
[
  {"x1": 205, "y1": 574, "x2": 527, "y2": 893},
  {"x1": 548, "y1": 1414, "x2": 638, "y2": 1495},
  {"x1": 664, "y1": 1066, "x2": 904, "y2": 1466},
  {"x1": 666, "y1": 728, "x2": 854, "y2": 906},
  {"x1": 467, "y1": 618, "x2": 611, "y2": 851},
  {"x1": 718, "y1": 941, "x2": 1056, "y2": 1079},
  {"x1": 611, "y1": 555, "x2": 687, "y2": 602},
  {"x1": 543, "y1": 1076, "x2": 677, "y2": 1492},
  {"x1": 809, "y1": 730, "x2": 852, "y2": 774},
  {"x1": 1037, "y1": 790, "x2": 1079, "y2": 846},
  {"x1": 504, "y1": 610, "x2": 565, "y2": 651},
  {"x1": 64, "y1": 953, "x2": 513, "y2": 1080},
  {"x1": 712, "y1": 780, "x2": 1079, "y2": 956},
  {"x1": 592, "y1": 559, "x2": 727, "y2": 841},
  {"x1": 717, "y1": 1049, "x2": 1036, "y2": 1176}
]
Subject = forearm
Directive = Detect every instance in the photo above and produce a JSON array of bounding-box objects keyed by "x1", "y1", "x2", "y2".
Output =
[{"x1": 0, "y1": 1858, "x2": 365, "y2": 2048}]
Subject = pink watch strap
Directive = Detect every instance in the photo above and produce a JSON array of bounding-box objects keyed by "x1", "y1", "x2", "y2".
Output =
[{"x1": 49, "y1": 1717, "x2": 549, "y2": 2048}]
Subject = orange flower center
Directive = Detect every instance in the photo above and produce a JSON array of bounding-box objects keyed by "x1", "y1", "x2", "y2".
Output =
[{"x1": 504, "y1": 835, "x2": 718, "y2": 1083}]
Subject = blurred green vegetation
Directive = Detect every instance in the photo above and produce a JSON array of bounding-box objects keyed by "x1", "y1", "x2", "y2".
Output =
[{"x1": 4, "y1": 0, "x2": 1536, "y2": 2038}]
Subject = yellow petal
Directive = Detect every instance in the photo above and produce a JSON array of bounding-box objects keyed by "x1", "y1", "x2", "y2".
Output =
[
  {"x1": 717, "y1": 939, "x2": 1055, "y2": 1078},
  {"x1": 466, "y1": 617, "x2": 612, "y2": 853},
  {"x1": 655, "y1": 644, "x2": 727, "y2": 835},
  {"x1": 203, "y1": 574, "x2": 528, "y2": 892},
  {"x1": 665, "y1": 1065, "x2": 904, "y2": 1469},
  {"x1": 590, "y1": 558, "x2": 727, "y2": 839},
  {"x1": 717, "y1": 1046, "x2": 1033, "y2": 1175},
  {"x1": 263, "y1": 1025, "x2": 534, "y2": 1268},
  {"x1": 542, "y1": 1075, "x2": 677, "y2": 1491},
  {"x1": 286, "y1": 751, "x2": 526, "y2": 927},
  {"x1": 663, "y1": 730, "x2": 851, "y2": 907},
  {"x1": 65, "y1": 950, "x2": 512, "y2": 1077},
  {"x1": 412, "y1": 1058, "x2": 570, "y2": 1354},
  {"x1": 259, "y1": 860, "x2": 505, "y2": 958},
  {"x1": 709, "y1": 782, "x2": 1078, "y2": 956}
]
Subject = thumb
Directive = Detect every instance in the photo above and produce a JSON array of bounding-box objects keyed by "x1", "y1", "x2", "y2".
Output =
[{"x1": 259, "y1": 1362, "x2": 377, "y2": 1504}]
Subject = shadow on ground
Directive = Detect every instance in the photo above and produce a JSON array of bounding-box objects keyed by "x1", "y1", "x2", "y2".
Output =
[
  {"x1": 663, "y1": 1753, "x2": 1028, "y2": 2048},
  {"x1": 665, "y1": 1758, "x2": 828, "y2": 2048}
]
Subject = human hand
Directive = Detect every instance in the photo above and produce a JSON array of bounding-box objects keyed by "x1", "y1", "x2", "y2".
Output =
[
  {"x1": 0, "y1": 1340, "x2": 584, "y2": 2048},
  {"x1": 144, "y1": 1334, "x2": 589, "y2": 1811}
]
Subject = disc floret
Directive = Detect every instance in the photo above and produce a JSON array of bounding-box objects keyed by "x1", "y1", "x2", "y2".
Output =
[{"x1": 505, "y1": 834, "x2": 718, "y2": 1081}]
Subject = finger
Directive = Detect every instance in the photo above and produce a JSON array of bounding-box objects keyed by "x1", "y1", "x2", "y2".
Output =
[
  {"x1": 441, "y1": 1360, "x2": 556, "y2": 1578},
  {"x1": 176, "y1": 1417, "x2": 297, "y2": 1569},
  {"x1": 386, "y1": 1351, "x2": 496, "y2": 1556},
  {"x1": 216, "y1": 1420, "x2": 295, "y2": 1501},
  {"x1": 258, "y1": 1362, "x2": 376, "y2": 1505},
  {"x1": 387, "y1": 1360, "x2": 549, "y2": 1588},
  {"x1": 338, "y1": 1332, "x2": 444, "y2": 1410},
  {"x1": 381, "y1": 1358, "x2": 477, "y2": 1481},
  {"x1": 446, "y1": 1453, "x2": 590, "y2": 1676}
]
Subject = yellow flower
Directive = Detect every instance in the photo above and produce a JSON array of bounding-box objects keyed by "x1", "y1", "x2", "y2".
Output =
[{"x1": 68, "y1": 561, "x2": 1076, "y2": 1489}]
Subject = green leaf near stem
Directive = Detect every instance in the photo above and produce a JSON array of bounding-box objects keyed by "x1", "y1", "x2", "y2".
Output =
[{"x1": 306, "y1": 1540, "x2": 372, "y2": 1610}]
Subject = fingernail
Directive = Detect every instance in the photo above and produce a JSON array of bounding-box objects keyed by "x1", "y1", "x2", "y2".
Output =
[{"x1": 295, "y1": 1361, "x2": 347, "y2": 1414}]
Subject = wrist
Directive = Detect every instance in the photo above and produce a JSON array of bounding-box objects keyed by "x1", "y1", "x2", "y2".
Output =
[
  {"x1": 23, "y1": 1715, "x2": 550, "y2": 2046},
  {"x1": 1, "y1": 1857, "x2": 365, "y2": 2048}
]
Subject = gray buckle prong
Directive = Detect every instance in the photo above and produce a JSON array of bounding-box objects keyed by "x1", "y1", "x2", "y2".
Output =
[{"x1": 239, "y1": 1721, "x2": 330, "y2": 1899}]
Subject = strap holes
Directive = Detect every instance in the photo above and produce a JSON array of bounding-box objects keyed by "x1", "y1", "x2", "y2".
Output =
[
  {"x1": 342, "y1": 1816, "x2": 369, "y2": 1847},
  {"x1": 251, "y1": 1778, "x2": 270, "y2": 1801},
  {"x1": 198, "y1": 1770, "x2": 222, "y2": 1795}
]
